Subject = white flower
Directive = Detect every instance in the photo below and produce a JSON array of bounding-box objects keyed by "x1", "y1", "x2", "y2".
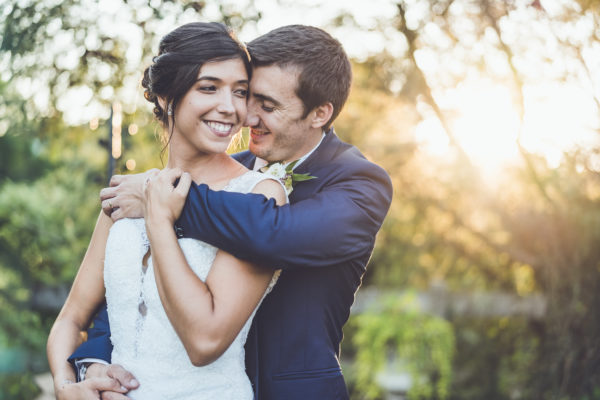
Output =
[
  {"x1": 263, "y1": 163, "x2": 287, "y2": 180},
  {"x1": 259, "y1": 160, "x2": 317, "y2": 196}
]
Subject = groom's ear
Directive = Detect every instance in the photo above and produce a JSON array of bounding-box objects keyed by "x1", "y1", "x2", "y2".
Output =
[{"x1": 309, "y1": 102, "x2": 334, "y2": 129}]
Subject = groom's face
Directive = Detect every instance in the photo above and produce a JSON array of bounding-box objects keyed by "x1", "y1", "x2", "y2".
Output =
[{"x1": 245, "y1": 65, "x2": 319, "y2": 163}]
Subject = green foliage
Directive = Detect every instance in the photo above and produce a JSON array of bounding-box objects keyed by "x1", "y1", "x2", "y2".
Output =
[
  {"x1": 0, "y1": 373, "x2": 41, "y2": 400},
  {"x1": 351, "y1": 294, "x2": 454, "y2": 400},
  {"x1": 0, "y1": 163, "x2": 101, "y2": 345},
  {"x1": 0, "y1": 1, "x2": 599, "y2": 399}
]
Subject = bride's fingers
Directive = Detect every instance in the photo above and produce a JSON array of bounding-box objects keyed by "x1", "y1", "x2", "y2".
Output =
[
  {"x1": 84, "y1": 376, "x2": 127, "y2": 393},
  {"x1": 106, "y1": 364, "x2": 139, "y2": 389},
  {"x1": 100, "y1": 391, "x2": 130, "y2": 400},
  {"x1": 174, "y1": 172, "x2": 192, "y2": 197},
  {"x1": 160, "y1": 167, "x2": 183, "y2": 186}
]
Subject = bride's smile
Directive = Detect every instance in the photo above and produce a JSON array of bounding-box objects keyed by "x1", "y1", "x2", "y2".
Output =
[{"x1": 168, "y1": 58, "x2": 249, "y2": 157}]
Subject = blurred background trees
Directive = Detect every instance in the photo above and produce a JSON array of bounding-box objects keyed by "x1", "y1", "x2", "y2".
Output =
[{"x1": 1, "y1": 0, "x2": 599, "y2": 398}]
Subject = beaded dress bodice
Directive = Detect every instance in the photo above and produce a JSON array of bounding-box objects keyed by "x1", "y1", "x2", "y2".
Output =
[{"x1": 104, "y1": 171, "x2": 281, "y2": 399}]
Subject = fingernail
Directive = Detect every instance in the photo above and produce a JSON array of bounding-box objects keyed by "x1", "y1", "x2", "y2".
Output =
[
  {"x1": 121, "y1": 386, "x2": 127, "y2": 391},
  {"x1": 130, "y1": 378, "x2": 139, "y2": 386}
]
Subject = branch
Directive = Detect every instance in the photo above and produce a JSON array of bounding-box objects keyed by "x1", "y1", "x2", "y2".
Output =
[
  {"x1": 481, "y1": 0, "x2": 559, "y2": 209},
  {"x1": 396, "y1": 2, "x2": 476, "y2": 171}
]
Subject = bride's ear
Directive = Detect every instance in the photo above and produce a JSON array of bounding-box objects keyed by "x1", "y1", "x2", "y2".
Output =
[{"x1": 157, "y1": 97, "x2": 168, "y2": 115}]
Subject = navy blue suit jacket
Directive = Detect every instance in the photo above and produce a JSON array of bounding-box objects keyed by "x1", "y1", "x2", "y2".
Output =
[{"x1": 70, "y1": 129, "x2": 393, "y2": 399}]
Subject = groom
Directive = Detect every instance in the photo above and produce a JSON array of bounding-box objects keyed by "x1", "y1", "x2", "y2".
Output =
[{"x1": 71, "y1": 25, "x2": 393, "y2": 399}]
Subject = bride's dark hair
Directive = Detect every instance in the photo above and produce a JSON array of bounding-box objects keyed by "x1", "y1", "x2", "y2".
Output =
[{"x1": 141, "y1": 22, "x2": 251, "y2": 143}]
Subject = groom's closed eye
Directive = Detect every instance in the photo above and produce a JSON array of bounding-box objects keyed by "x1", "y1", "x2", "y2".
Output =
[{"x1": 252, "y1": 93, "x2": 281, "y2": 111}]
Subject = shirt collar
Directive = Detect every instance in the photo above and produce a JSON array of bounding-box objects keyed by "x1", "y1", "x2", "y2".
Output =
[{"x1": 253, "y1": 132, "x2": 326, "y2": 171}]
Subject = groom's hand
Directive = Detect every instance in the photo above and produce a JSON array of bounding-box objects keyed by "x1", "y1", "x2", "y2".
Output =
[
  {"x1": 101, "y1": 169, "x2": 159, "y2": 221},
  {"x1": 85, "y1": 363, "x2": 139, "y2": 399}
]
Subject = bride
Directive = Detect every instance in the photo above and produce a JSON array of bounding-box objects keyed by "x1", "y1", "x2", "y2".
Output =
[{"x1": 47, "y1": 22, "x2": 286, "y2": 399}]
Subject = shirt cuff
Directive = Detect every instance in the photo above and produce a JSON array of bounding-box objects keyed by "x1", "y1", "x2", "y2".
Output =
[{"x1": 74, "y1": 358, "x2": 109, "y2": 381}]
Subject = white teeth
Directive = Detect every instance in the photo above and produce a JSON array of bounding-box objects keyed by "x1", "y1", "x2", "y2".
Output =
[{"x1": 206, "y1": 121, "x2": 232, "y2": 133}]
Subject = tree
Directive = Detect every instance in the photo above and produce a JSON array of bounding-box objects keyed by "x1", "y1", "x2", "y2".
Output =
[
  {"x1": 337, "y1": 1, "x2": 600, "y2": 398},
  {"x1": 0, "y1": 1, "x2": 261, "y2": 397}
]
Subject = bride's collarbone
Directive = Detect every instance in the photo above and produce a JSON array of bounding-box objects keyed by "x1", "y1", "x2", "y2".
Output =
[{"x1": 204, "y1": 165, "x2": 249, "y2": 191}]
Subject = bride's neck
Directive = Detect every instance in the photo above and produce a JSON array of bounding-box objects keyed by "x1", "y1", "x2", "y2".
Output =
[{"x1": 166, "y1": 149, "x2": 235, "y2": 186}]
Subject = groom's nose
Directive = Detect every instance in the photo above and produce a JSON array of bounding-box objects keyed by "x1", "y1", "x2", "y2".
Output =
[{"x1": 244, "y1": 100, "x2": 260, "y2": 127}]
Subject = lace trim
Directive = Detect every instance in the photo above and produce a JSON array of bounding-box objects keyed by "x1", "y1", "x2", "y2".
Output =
[{"x1": 104, "y1": 171, "x2": 283, "y2": 398}]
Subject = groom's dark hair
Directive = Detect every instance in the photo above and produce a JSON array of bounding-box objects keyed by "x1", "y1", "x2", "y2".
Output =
[{"x1": 247, "y1": 25, "x2": 352, "y2": 130}]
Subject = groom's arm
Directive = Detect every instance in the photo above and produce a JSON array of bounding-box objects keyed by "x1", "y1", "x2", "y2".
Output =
[
  {"x1": 68, "y1": 303, "x2": 112, "y2": 369},
  {"x1": 176, "y1": 162, "x2": 393, "y2": 270}
]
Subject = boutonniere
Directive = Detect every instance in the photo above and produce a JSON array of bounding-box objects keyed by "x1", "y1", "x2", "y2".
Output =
[{"x1": 260, "y1": 160, "x2": 317, "y2": 195}]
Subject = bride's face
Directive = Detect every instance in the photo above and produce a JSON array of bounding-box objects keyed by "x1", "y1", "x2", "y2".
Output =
[{"x1": 170, "y1": 58, "x2": 249, "y2": 156}]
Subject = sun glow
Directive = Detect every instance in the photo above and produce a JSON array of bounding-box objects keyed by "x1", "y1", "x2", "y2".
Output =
[
  {"x1": 416, "y1": 79, "x2": 521, "y2": 173},
  {"x1": 415, "y1": 78, "x2": 599, "y2": 175},
  {"x1": 450, "y1": 81, "x2": 521, "y2": 168}
]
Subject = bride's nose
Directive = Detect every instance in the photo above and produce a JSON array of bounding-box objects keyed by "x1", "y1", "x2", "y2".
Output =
[{"x1": 216, "y1": 92, "x2": 235, "y2": 114}]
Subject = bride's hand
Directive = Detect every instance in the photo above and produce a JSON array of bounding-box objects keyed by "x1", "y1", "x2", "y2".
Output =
[
  {"x1": 143, "y1": 168, "x2": 192, "y2": 227},
  {"x1": 54, "y1": 378, "x2": 128, "y2": 400}
]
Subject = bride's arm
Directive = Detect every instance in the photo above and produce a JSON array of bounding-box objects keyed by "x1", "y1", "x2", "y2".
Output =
[
  {"x1": 46, "y1": 212, "x2": 127, "y2": 397},
  {"x1": 144, "y1": 169, "x2": 287, "y2": 366}
]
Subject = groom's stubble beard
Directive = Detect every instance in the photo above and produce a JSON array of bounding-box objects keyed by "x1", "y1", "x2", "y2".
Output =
[{"x1": 250, "y1": 116, "x2": 315, "y2": 163}]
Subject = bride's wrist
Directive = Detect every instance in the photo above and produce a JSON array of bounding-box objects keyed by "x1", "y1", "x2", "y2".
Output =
[
  {"x1": 145, "y1": 214, "x2": 174, "y2": 232},
  {"x1": 53, "y1": 377, "x2": 74, "y2": 392}
]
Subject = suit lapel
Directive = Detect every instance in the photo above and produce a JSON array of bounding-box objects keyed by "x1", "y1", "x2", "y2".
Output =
[
  {"x1": 234, "y1": 129, "x2": 341, "y2": 174},
  {"x1": 287, "y1": 130, "x2": 343, "y2": 202},
  {"x1": 233, "y1": 130, "x2": 341, "y2": 202},
  {"x1": 232, "y1": 150, "x2": 257, "y2": 170},
  {"x1": 292, "y1": 129, "x2": 340, "y2": 176}
]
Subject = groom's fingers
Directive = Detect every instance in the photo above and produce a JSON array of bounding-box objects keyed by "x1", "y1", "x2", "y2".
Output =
[
  {"x1": 106, "y1": 364, "x2": 140, "y2": 389},
  {"x1": 101, "y1": 199, "x2": 116, "y2": 217},
  {"x1": 109, "y1": 174, "x2": 123, "y2": 187},
  {"x1": 143, "y1": 169, "x2": 160, "y2": 195},
  {"x1": 99, "y1": 186, "x2": 117, "y2": 202},
  {"x1": 110, "y1": 207, "x2": 124, "y2": 222}
]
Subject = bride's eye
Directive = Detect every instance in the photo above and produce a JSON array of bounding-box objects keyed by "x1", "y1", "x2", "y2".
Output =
[
  {"x1": 199, "y1": 85, "x2": 217, "y2": 92},
  {"x1": 234, "y1": 88, "x2": 248, "y2": 98}
]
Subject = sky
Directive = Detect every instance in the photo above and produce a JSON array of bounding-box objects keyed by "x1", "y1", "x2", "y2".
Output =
[{"x1": 4, "y1": 0, "x2": 599, "y2": 174}]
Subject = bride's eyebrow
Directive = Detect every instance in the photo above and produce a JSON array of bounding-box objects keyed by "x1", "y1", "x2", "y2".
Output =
[{"x1": 196, "y1": 76, "x2": 248, "y2": 85}]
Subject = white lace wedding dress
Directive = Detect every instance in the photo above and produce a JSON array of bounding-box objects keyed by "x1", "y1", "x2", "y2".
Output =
[{"x1": 104, "y1": 171, "x2": 281, "y2": 399}]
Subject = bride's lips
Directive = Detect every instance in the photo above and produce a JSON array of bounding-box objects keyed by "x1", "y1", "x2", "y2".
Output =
[{"x1": 205, "y1": 120, "x2": 235, "y2": 138}]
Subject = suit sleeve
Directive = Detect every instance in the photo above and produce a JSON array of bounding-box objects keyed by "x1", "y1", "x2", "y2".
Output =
[
  {"x1": 176, "y1": 162, "x2": 393, "y2": 270},
  {"x1": 68, "y1": 302, "x2": 113, "y2": 366}
]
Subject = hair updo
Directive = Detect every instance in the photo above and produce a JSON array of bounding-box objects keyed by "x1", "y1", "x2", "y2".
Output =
[{"x1": 141, "y1": 22, "x2": 251, "y2": 131}]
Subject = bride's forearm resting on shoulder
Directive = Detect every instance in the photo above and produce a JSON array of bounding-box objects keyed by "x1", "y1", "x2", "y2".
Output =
[
  {"x1": 144, "y1": 170, "x2": 286, "y2": 366},
  {"x1": 47, "y1": 212, "x2": 112, "y2": 391}
]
